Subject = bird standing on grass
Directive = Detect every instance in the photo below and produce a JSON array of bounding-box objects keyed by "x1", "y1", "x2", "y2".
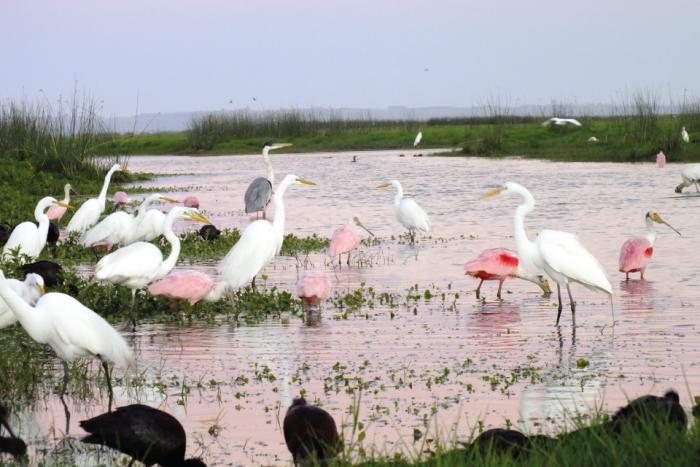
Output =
[
  {"x1": 67, "y1": 164, "x2": 126, "y2": 234},
  {"x1": 221, "y1": 175, "x2": 315, "y2": 288},
  {"x1": 80, "y1": 404, "x2": 206, "y2": 467},
  {"x1": 482, "y1": 182, "x2": 612, "y2": 324},
  {"x1": 244, "y1": 142, "x2": 293, "y2": 219},
  {"x1": 377, "y1": 180, "x2": 431, "y2": 245},
  {"x1": 681, "y1": 126, "x2": 690, "y2": 143},
  {"x1": 619, "y1": 211, "x2": 680, "y2": 280},
  {"x1": 2, "y1": 196, "x2": 72, "y2": 261}
]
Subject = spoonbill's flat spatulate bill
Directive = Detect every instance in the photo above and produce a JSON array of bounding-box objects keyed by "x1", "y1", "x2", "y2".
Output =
[{"x1": 482, "y1": 182, "x2": 612, "y2": 324}]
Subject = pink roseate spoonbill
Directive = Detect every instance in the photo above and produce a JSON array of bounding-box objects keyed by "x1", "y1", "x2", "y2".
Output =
[
  {"x1": 656, "y1": 151, "x2": 666, "y2": 168},
  {"x1": 464, "y1": 248, "x2": 551, "y2": 299},
  {"x1": 619, "y1": 211, "x2": 680, "y2": 280},
  {"x1": 296, "y1": 272, "x2": 332, "y2": 313},
  {"x1": 482, "y1": 182, "x2": 612, "y2": 324},
  {"x1": 112, "y1": 191, "x2": 129, "y2": 210},
  {"x1": 183, "y1": 196, "x2": 200, "y2": 209},
  {"x1": 148, "y1": 270, "x2": 228, "y2": 305},
  {"x1": 328, "y1": 217, "x2": 373, "y2": 266},
  {"x1": 47, "y1": 184, "x2": 75, "y2": 221}
]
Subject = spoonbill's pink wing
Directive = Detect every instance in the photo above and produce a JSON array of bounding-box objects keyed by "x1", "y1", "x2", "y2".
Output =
[
  {"x1": 618, "y1": 238, "x2": 653, "y2": 272},
  {"x1": 464, "y1": 248, "x2": 519, "y2": 278},
  {"x1": 296, "y1": 272, "x2": 332, "y2": 300},
  {"x1": 46, "y1": 205, "x2": 67, "y2": 221},
  {"x1": 149, "y1": 270, "x2": 214, "y2": 304},
  {"x1": 328, "y1": 225, "x2": 362, "y2": 256}
]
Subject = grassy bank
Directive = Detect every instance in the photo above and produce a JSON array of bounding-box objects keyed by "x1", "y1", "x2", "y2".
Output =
[{"x1": 103, "y1": 113, "x2": 700, "y2": 163}]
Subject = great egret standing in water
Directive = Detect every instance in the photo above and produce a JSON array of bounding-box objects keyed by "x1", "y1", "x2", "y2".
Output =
[
  {"x1": 244, "y1": 142, "x2": 292, "y2": 219},
  {"x1": 618, "y1": 211, "x2": 680, "y2": 280},
  {"x1": 0, "y1": 269, "x2": 133, "y2": 411},
  {"x1": 221, "y1": 174, "x2": 316, "y2": 288},
  {"x1": 95, "y1": 206, "x2": 210, "y2": 328},
  {"x1": 2, "y1": 197, "x2": 72, "y2": 261},
  {"x1": 67, "y1": 164, "x2": 126, "y2": 234},
  {"x1": 482, "y1": 182, "x2": 612, "y2": 324},
  {"x1": 376, "y1": 180, "x2": 431, "y2": 245}
]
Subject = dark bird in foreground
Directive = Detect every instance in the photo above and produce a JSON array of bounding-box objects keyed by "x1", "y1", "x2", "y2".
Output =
[
  {"x1": 283, "y1": 398, "x2": 340, "y2": 465},
  {"x1": 610, "y1": 389, "x2": 687, "y2": 433},
  {"x1": 198, "y1": 224, "x2": 221, "y2": 241},
  {"x1": 80, "y1": 404, "x2": 205, "y2": 467},
  {"x1": 22, "y1": 260, "x2": 63, "y2": 287},
  {"x1": 0, "y1": 404, "x2": 27, "y2": 461},
  {"x1": 0, "y1": 224, "x2": 10, "y2": 246}
]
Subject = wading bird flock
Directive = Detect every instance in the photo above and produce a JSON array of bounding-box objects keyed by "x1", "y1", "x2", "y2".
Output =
[{"x1": 0, "y1": 139, "x2": 695, "y2": 464}]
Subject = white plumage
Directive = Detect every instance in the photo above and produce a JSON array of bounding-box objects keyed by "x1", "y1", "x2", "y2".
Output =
[
  {"x1": 482, "y1": 182, "x2": 611, "y2": 324},
  {"x1": 66, "y1": 164, "x2": 124, "y2": 234},
  {"x1": 377, "y1": 179, "x2": 431, "y2": 244},
  {"x1": 220, "y1": 174, "x2": 315, "y2": 288},
  {"x1": 2, "y1": 196, "x2": 68, "y2": 261},
  {"x1": 681, "y1": 126, "x2": 690, "y2": 143},
  {"x1": 131, "y1": 209, "x2": 166, "y2": 242},
  {"x1": 542, "y1": 117, "x2": 582, "y2": 127},
  {"x1": 80, "y1": 211, "x2": 135, "y2": 248},
  {"x1": 0, "y1": 273, "x2": 44, "y2": 329},
  {"x1": 413, "y1": 130, "x2": 423, "y2": 147},
  {"x1": 675, "y1": 163, "x2": 700, "y2": 193}
]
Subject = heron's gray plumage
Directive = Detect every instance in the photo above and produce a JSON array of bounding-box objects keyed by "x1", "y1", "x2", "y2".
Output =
[{"x1": 244, "y1": 177, "x2": 273, "y2": 213}]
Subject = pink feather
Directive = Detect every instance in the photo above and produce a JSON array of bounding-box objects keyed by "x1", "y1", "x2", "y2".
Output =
[
  {"x1": 113, "y1": 191, "x2": 129, "y2": 204},
  {"x1": 148, "y1": 270, "x2": 214, "y2": 304},
  {"x1": 296, "y1": 272, "x2": 332, "y2": 305},
  {"x1": 656, "y1": 151, "x2": 666, "y2": 168},
  {"x1": 618, "y1": 238, "x2": 653, "y2": 273},
  {"x1": 328, "y1": 224, "x2": 363, "y2": 256},
  {"x1": 184, "y1": 196, "x2": 200, "y2": 208},
  {"x1": 46, "y1": 205, "x2": 68, "y2": 221},
  {"x1": 464, "y1": 248, "x2": 520, "y2": 280}
]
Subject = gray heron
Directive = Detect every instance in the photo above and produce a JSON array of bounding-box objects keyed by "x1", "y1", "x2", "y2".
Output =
[{"x1": 244, "y1": 142, "x2": 292, "y2": 219}]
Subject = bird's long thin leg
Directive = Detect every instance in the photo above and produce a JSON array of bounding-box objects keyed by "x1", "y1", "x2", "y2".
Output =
[
  {"x1": 346, "y1": 251, "x2": 351, "y2": 266},
  {"x1": 475, "y1": 279, "x2": 483, "y2": 299},
  {"x1": 129, "y1": 289, "x2": 137, "y2": 332},
  {"x1": 251, "y1": 276, "x2": 256, "y2": 288},
  {"x1": 101, "y1": 358, "x2": 114, "y2": 413},
  {"x1": 640, "y1": 269, "x2": 645, "y2": 280},
  {"x1": 338, "y1": 255, "x2": 341, "y2": 266},
  {"x1": 566, "y1": 283, "x2": 576, "y2": 323},
  {"x1": 497, "y1": 279, "x2": 504, "y2": 299},
  {"x1": 556, "y1": 284, "x2": 563, "y2": 324},
  {"x1": 625, "y1": 272, "x2": 629, "y2": 281},
  {"x1": 60, "y1": 361, "x2": 70, "y2": 433}
]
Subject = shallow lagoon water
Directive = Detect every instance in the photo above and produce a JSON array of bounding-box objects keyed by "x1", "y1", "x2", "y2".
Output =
[{"x1": 8, "y1": 150, "x2": 700, "y2": 465}]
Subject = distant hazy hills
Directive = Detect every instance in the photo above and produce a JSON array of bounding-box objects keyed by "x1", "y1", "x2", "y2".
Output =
[{"x1": 104, "y1": 104, "x2": 631, "y2": 134}]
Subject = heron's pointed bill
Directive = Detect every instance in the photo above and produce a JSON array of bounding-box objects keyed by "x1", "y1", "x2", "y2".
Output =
[
  {"x1": 187, "y1": 212, "x2": 211, "y2": 224},
  {"x1": 376, "y1": 183, "x2": 391, "y2": 189},
  {"x1": 297, "y1": 178, "x2": 316, "y2": 186},
  {"x1": 652, "y1": 213, "x2": 681, "y2": 236},
  {"x1": 271, "y1": 143, "x2": 293, "y2": 150},
  {"x1": 480, "y1": 187, "x2": 506, "y2": 199},
  {"x1": 160, "y1": 196, "x2": 180, "y2": 203},
  {"x1": 56, "y1": 201, "x2": 74, "y2": 210}
]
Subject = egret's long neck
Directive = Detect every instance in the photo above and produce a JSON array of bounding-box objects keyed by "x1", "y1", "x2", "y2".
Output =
[
  {"x1": 393, "y1": 184, "x2": 404, "y2": 208},
  {"x1": 205, "y1": 282, "x2": 228, "y2": 302},
  {"x1": 272, "y1": 179, "x2": 293, "y2": 252},
  {"x1": 156, "y1": 217, "x2": 181, "y2": 279},
  {"x1": 136, "y1": 197, "x2": 157, "y2": 221},
  {"x1": 63, "y1": 186, "x2": 71, "y2": 204},
  {"x1": 644, "y1": 217, "x2": 656, "y2": 245},
  {"x1": 513, "y1": 189, "x2": 538, "y2": 267},
  {"x1": 34, "y1": 203, "x2": 50, "y2": 252},
  {"x1": 0, "y1": 278, "x2": 49, "y2": 343},
  {"x1": 98, "y1": 167, "x2": 117, "y2": 205},
  {"x1": 263, "y1": 148, "x2": 274, "y2": 186}
]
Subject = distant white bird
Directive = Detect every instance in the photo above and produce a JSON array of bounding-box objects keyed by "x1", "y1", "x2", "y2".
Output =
[
  {"x1": 66, "y1": 164, "x2": 125, "y2": 235},
  {"x1": 681, "y1": 126, "x2": 690, "y2": 143},
  {"x1": 220, "y1": 174, "x2": 316, "y2": 288},
  {"x1": 95, "y1": 206, "x2": 209, "y2": 328},
  {"x1": 542, "y1": 117, "x2": 582, "y2": 127},
  {"x1": 3, "y1": 197, "x2": 72, "y2": 261},
  {"x1": 0, "y1": 273, "x2": 44, "y2": 329},
  {"x1": 675, "y1": 163, "x2": 700, "y2": 193},
  {"x1": 413, "y1": 130, "x2": 423, "y2": 147},
  {"x1": 482, "y1": 182, "x2": 612, "y2": 324},
  {"x1": 129, "y1": 194, "x2": 181, "y2": 243},
  {"x1": 587, "y1": 136, "x2": 599, "y2": 143},
  {"x1": 377, "y1": 180, "x2": 431, "y2": 245},
  {"x1": 0, "y1": 269, "x2": 133, "y2": 410}
]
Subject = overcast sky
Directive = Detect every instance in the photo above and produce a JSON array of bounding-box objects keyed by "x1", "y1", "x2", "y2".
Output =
[{"x1": 2, "y1": 0, "x2": 698, "y2": 116}]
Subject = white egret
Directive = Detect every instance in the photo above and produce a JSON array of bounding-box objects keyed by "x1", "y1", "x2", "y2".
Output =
[
  {"x1": 220, "y1": 174, "x2": 316, "y2": 288},
  {"x1": 0, "y1": 273, "x2": 44, "y2": 329},
  {"x1": 482, "y1": 182, "x2": 612, "y2": 324},
  {"x1": 66, "y1": 164, "x2": 125, "y2": 234},
  {"x1": 95, "y1": 206, "x2": 210, "y2": 327},
  {"x1": 681, "y1": 126, "x2": 690, "y2": 143},
  {"x1": 413, "y1": 130, "x2": 423, "y2": 147},
  {"x1": 542, "y1": 117, "x2": 582, "y2": 127},
  {"x1": 0, "y1": 269, "x2": 133, "y2": 410},
  {"x1": 2, "y1": 197, "x2": 72, "y2": 261},
  {"x1": 674, "y1": 164, "x2": 700, "y2": 193},
  {"x1": 376, "y1": 180, "x2": 431, "y2": 245},
  {"x1": 244, "y1": 142, "x2": 293, "y2": 219},
  {"x1": 80, "y1": 194, "x2": 178, "y2": 248},
  {"x1": 129, "y1": 195, "x2": 181, "y2": 243}
]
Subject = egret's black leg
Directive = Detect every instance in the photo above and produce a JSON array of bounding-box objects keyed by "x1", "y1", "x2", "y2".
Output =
[
  {"x1": 251, "y1": 276, "x2": 256, "y2": 288},
  {"x1": 566, "y1": 283, "x2": 576, "y2": 322},
  {"x1": 338, "y1": 255, "x2": 341, "y2": 266},
  {"x1": 101, "y1": 358, "x2": 114, "y2": 413},
  {"x1": 556, "y1": 284, "x2": 563, "y2": 324},
  {"x1": 129, "y1": 289, "x2": 137, "y2": 332},
  {"x1": 60, "y1": 360, "x2": 71, "y2": 433}
]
